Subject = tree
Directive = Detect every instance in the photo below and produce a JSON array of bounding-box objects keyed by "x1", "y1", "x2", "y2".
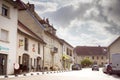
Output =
[{"x1": 81, "y1": 58, "x2": 93, "y2": 67}]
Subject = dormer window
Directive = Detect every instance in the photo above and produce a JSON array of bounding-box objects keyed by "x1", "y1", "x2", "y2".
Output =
[{"x1": 2, "y1": 4, "x2": 10, "y2": 18}]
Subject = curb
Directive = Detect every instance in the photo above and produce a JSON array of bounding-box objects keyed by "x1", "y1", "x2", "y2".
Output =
[{"x1": 0, "y1": 70, "x2": 70, "y2": 79}]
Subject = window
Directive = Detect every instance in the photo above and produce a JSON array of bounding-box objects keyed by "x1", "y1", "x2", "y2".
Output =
[
  {"x1": 31, "y1": 58, "x2": 32, "y2": 66},
  {"x1": 0, "y1": 29, "x2": 9, "y2": 41},
  {"x1": 97, "y1": 56, "x2": 99, "y2": 59},
  {"x1": 92, "y1": 56, "x2": 94, "y2": 60},
  {"x1": 67, "y1": 48, "x2": 69, "y2": 55},
  {"x1": 34, "y1": 58, "x2": 36, "y2": 67},
  {"x1": 18, "y1": 56, "x2": 21, "y2": 64},
  {"x1": 24, "y1": 38, "x2": 28, "y2": 51},
  {"x1": 101, "y1": 56, "x2": 103, "y2": 59},
  {"x1": 2, "y1": 4, "x2": 9, "y2": 18},
  {"x1": 38, "y1": 43, "x2": 40, "y2": 54}
]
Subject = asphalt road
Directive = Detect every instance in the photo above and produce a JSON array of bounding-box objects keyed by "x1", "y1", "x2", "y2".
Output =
[{"x1": 0, "y1": 68, "x2": 120, "y2": 80}]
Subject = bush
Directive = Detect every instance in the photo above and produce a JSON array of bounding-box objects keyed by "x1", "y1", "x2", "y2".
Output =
[{"x1": 81, "y1": 58, "x2": 92, "y2": 67}]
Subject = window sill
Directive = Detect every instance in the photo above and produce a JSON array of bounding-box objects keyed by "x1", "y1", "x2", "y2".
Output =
[
  {"x1": 0, "y1": 39, "x2": 9, "y2": 43},
  {"x1": 1, "y1": 14, "x2": 10, "y2": 19}
]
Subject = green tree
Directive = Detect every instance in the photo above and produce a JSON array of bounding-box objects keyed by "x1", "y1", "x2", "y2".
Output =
[{"x1": 81, "y1": 58, "x2": 92, "y2": 67}]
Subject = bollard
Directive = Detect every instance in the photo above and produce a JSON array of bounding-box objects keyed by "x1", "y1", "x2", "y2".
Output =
[
  {"x1": 37, "y1": 73, "x2": 39, "y2": 75},
  {"x1": 4, "y1": 75, "x2": 8, "y2": 78}
]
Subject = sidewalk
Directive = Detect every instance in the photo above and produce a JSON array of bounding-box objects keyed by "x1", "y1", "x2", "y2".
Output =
[{"x1": 0, "y1": 70, "x2": 68, "y2": 79}]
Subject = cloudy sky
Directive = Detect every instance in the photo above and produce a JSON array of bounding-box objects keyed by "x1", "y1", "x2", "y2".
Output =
[{"x1": 23, "y1": 0, "x2": 120, "y2": 47}]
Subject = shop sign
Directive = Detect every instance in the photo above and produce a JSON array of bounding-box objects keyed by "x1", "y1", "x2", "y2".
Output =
[
  {"x1": 19, "y1": 39, "x2": 23, "y2": 47},
  {"x1": 0, "y1": 45, "x2": 9, "y2": 52}
]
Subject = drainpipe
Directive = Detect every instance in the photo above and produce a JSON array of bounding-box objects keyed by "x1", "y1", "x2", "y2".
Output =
[{"x1": 42, "y1": 45, "x2": 45, "y2": 72}]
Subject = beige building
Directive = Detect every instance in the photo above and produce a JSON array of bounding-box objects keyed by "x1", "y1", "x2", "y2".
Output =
[
  {"x1": 17, "y1": 2, "x2": 46, "y2": 72},
  {"x1": 60, "y1": 39, "x2": 74, "y2": 70},
  {"x1": 74, "y1": 46, "x2": 108, "y2": 67},
  {"x1": 17, "y1": 1, "x2": 74, "y2": 71},
  {"x1": 17, "y1": 21, "x2": 45, "y2": 72},
  {"x1": 108, "y1": 36, "x2": 120, "y2": 63},
  {"x1": 0, "y1": 0, "x2": 18, "y2": 75},
  {"x1": 40, "y1": 19, "x2": 63, "y2": 70}
]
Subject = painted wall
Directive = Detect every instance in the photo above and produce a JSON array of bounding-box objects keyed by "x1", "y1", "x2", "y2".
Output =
[
  {"x1": 0, "y1": 0, "x2": 18, "y2": 74},
  {"x1": 17, "y1": 31, "x2": 44, "y2": 70}
]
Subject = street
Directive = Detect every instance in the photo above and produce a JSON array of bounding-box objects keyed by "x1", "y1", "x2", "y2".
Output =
[{"x1": 0, "y1": 68, "x2": 120, "y2": 80}]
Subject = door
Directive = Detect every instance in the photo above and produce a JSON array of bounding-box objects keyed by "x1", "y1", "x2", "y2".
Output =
[
  {"x1": 0, "y1": 54, "x2": 7, "y2": 75},
  {"x1": 22, "y1": 54, "x2": 29, "y2": 72},
  {"x1": 37, "y1": 57, "x2": 41, "y2": 71}
]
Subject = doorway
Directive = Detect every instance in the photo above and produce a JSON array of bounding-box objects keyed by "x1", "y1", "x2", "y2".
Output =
[
  {"x1": 22, "y1": 54, "x2": 29, "y2": 72},
  {"x1": 0, "y1": 54, "x2": 7, "y2": 75},
  {"x1": 37, "y1": 57, "x2": 41, "y2": 71}
]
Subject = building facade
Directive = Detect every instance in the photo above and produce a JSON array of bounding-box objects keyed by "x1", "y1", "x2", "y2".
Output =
[
  {"x1": 17, "y1": 21, "x2": 45, "y2": 72},
  {"x1": 0, "y1": 1, "x2": 75, "y2": 75},
  {"x1": 60, "y1": 39, "x2": 74, "y2": 70},
  {"x1": 108, "y1": 36, "x2": 120, "y2": 63},
  {"x1": 40, "y1": 19, "x2": 63, "y2": 71},
  {"x1": 0, "y1": 0, "x2": 18, "y2": 75},
  {"x1": 74, "y1": 46, "x2": 108, "y2": 67}
]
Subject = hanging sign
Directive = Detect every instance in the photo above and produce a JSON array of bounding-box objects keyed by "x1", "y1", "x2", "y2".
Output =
[{"x1": 14, "y1": 63, "x2": 20, "y2": 70}]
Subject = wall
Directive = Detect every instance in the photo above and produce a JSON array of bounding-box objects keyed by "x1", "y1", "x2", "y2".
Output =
[{"x1": 0, "y1": 0, "x2": 18, "y2": 74}]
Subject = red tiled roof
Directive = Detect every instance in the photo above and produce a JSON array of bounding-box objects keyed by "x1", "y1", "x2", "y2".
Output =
[{"x1": 74, "y1": 46, "x2": 107, "y2": 55}]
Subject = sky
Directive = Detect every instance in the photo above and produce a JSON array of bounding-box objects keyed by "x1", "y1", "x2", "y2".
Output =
[{"x1": 23, "y1": 0, "x2": 120, "y2": 47}]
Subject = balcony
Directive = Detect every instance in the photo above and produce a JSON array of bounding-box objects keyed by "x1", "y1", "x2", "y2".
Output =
[{"x1": 51, "y1": 47, "x2": 58, "y2": 53}]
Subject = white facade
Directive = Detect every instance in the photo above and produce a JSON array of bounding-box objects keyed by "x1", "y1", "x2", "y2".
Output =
[
  {"x1": 0, "y1": 0, "x2": 18, "y2": 74},
  {"x1": 17, "y1": 22, "x2": 45, "y2": 72}
]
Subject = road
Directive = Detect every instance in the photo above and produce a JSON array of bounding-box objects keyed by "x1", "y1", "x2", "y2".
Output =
[{"x1": 0, "y1": 68, "x2": 120, "y2": 80}]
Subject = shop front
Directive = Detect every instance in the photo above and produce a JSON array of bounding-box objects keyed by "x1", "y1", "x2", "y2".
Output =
[
  {"x1": 0, "y1": 54, "x2": 7, "y2": 75},
  {"x1": 0, "y1": 46, "x2": 9, "y2": 75}
]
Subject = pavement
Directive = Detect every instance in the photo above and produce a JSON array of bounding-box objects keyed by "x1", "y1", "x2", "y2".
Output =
[
  {"x1": 0, "y1": 68, "x2": 120, "y2": 80},
  {"x1": 0, "y1": 70, "x2": 67, "y2": 79}
]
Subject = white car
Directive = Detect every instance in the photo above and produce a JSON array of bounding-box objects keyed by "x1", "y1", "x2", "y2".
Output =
[{"x1": 102, "y1": 64, "x2": 112, "y2": 74}]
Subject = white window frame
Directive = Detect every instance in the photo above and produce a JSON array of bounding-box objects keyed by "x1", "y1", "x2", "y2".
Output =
[
  {"x1": 2, "y1": 4, "x2": 10, "y2": 18},
  {"x1": 0, "y1": 28, "x2": 9, "y2": 42}
]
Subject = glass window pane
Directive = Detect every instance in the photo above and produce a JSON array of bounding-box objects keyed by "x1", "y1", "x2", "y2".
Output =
[{"x1": 1, "y1": 29, "x2": 8, "y2": 41}]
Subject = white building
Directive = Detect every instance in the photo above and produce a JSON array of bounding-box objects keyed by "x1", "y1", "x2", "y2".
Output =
[
  {"x1": 0, "y1": 0, "x2": 18, "y2": 75},
  {"x1": 17, "y1": 21, "x2": 45, "y2": 73}
]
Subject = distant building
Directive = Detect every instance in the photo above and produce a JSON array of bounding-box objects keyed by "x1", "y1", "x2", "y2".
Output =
[
  {"x1": 74, "y1": 46, "x2": 108, "y2": 66},
  {"x1": 108, "y1": 36, "x2": 120, "y2": 63},
  {"x1": 0, "y1": 0, "x2": 18, "y2": 75}
]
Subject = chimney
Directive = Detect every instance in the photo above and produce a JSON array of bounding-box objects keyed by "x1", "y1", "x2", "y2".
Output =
[
  {"x1": 46, "y1": 18, "x2": 49, "y2": 24},
  {"x1": 27, "y1": 2, "x2": 35, "y2": 12}
]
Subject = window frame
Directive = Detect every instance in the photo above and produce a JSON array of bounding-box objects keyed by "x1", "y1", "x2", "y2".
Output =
[
  {"x1": 0, "y1": 29, "x2": 9, "y2": 42},
  {"x1": 2, "y1": 4, "x2": 10, "y2": 18},
  {"x1": 24, "y1": 38, "x2": 28, "y2": 51}
]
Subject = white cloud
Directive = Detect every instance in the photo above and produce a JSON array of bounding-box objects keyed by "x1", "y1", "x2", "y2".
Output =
[{"x1": 22, "y1": 0, "x2": 120, "y2": 47}]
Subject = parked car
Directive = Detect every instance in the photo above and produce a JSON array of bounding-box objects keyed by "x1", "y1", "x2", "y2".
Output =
[
  {"x1": 92, "y1": 65, "x2": 99, "y2": 71},
  {"x1": 72, "y1": 64, "x2": 82, "y2": 70},
  {"x1": 102, "y1": 64, "x2": 112, "y2": 74}
]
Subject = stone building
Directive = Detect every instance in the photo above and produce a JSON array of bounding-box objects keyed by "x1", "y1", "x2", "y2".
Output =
[
  {"x1": 74, "y1": 46, "x2": 108, "y2": 67},
  {"x1": 40, "y1": 19, "x2": 63, "y2": 71}
]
